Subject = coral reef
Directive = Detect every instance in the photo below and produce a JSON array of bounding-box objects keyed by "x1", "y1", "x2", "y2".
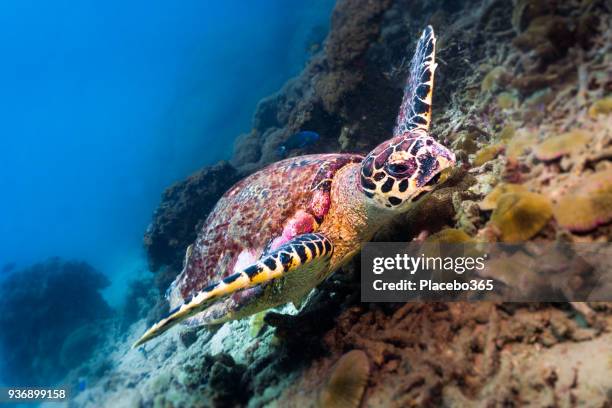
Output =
[
  {"x1": 73, "y1": 0, "x2": 612, "y2": 406},
  {"x1": 479, "y1": 183, "x2": 528, "y2": 211},
  {"x1": 488, "y1": 191, "x2": 553, "y2": 243},
  {"x1": 533, "y1": 129, "x2": 591, "y2": 161},
  {"x1": 553, "y1": 168, "x2": 612, "y2": 232},
  {"x1": 279, "y1": 303, "x2": 612, "y2": 407},
  {"x1": 0, "y1": 258, "x2": 113, "y2": 385}
]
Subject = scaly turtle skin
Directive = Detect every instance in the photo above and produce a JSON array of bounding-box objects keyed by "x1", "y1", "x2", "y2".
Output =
[{"x1": 134, "y1": 26, "x2": 455, "y2": 347}]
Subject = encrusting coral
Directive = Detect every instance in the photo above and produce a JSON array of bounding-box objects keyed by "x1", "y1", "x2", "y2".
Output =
[
  {"x1": 553, "y1": 168, "x2": 612, "y2": 232},
  {"x1": 489, "y1": 191, "x2": 553, "y2": 243},
  {"x1": 480, "y1": 66, "x2": 508, "y2": 92},
  {"x1": 533, "y1": 129, "x2": 591, "y2": 161},
  {"x1": 479, "y1": 183, "x2": 528, "y2": 211},
  {"x1": 473, "y1": 143, "x2": 505, "y2": 166},
  {"x1": 505, "y1": 129, "x2": 538, "y2": 163},
  {"x1": 588, "y1": 97, "x2": 612, "y2": 118},
  {"x1": 318, "y1": 350, "x2": 370, "y2": 408},
  {"x1": 496, "y1": 92, "x2": 517, "y2": 109},
  {"x1": 425, "y1": 228, "x2": 473, "y2": 244}
]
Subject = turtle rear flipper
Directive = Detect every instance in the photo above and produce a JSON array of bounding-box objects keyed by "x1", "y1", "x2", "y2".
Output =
[
  {"x1": 132, "y1": 233, "x2": 334, "y2": 348},
  {"x1": 394, "y1": 25, "x2": 437, "y2": 135}
]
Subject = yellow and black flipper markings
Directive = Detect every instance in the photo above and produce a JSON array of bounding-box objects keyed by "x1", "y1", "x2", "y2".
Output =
[
  {"x1": 132, "y1": 233, "x2": 333, "y2": 348},
  {"x1": 394, "y1": 25, "x2": 437, "y2": 136}
]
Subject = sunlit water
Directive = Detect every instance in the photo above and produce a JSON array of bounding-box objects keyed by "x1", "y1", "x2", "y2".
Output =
[
  {"x1": 0, "y1": 0, "x2": 335, "y2": 390},
  {"x1": 0, "y1": 0, "x2": 334, "y2": 303}
]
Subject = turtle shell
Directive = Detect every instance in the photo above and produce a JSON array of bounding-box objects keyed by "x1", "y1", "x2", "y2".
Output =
[{"x1": 169, "y1": 153, "x2": 363, "y2": 306}]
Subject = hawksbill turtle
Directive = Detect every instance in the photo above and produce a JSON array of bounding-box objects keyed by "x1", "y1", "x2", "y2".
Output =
[{"x1": 134, "y1": 26, "x2": 455, "y2": 347}]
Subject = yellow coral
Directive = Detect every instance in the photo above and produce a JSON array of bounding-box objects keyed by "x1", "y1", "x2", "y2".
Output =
[
  {"x1": 490, "y1": 192, "x2": 553, "y2": 243},
  {"x1": 533, "y1": 129, "x2": 591, "y2": 161},
  {"x1": 506, "y1": 130, "x2": 537, "y2": 161},
  {"x1": 480, "y1": 183, "x2": 528, "y2": 210},
  {"x1": 319, "y1": 350, "x2": 369, "y2": 408},
  {"x1": 497, "y1": 92, "x2": 517, "y2": 109},
  {"x1": 553, "y1": 169, "x2": 612, "y2": 232},
  {"x1": 249, "y1": 311, "x2": 267, "y2": 337},
  {"x1": 452, "y1": 131, "x2": 479, "y2": 154},
  {"x1": 498, "y1": 125, "x2": 516, "y2": 142},
  {"x1": 438, "y1": 167, "x2": 455, "y2": 185},
  {"x1": 473, "y1": 143, "x2": 504, "y2": 166},
  {"x1": 426, "y1": 228, "x2": 473, "y2": 244},
  {"x1": 481, "y1": 66, "x2": 506, "y2": 92},
  {"x1": 588, "y1": 97, "x2": 612, "y2": 118}
]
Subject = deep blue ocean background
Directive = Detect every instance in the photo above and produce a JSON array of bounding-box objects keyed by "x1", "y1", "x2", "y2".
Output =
[{"x1": 0, "y1": 0, "x2": 334, "y2": 308}]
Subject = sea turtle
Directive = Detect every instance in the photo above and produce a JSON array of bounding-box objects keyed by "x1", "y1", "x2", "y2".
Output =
[{"x1": 134, "y1": 26, "x2": 455, "y2": 347}]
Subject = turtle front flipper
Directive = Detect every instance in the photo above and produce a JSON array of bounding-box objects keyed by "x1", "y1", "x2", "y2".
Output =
[
  {"x1": 394, "y1": 25, "x2": 437, "y2": 136},
  {"x1": 132, "y1": 233, "x2": 334, "y2": 348}
]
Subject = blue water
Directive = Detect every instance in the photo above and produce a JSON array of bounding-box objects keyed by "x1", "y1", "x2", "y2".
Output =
[{"x1": 0, "y1": 0, "x2": 335, "y2": 305}]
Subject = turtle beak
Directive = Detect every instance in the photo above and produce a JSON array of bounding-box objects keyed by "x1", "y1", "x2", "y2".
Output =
[
  {"x1": 425, "y1": 171, "x2": 442, "y2": 187},
  {"x1": 435, "y1": 145, "x2": 456, "y2": 171}
]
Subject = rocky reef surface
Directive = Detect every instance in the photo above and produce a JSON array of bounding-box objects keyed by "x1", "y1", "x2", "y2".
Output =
[{"x1": 67, "y1": 0, "x2": 611, "y2": 406}]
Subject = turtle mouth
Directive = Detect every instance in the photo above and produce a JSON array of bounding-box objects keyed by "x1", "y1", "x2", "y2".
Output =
[
  {"x1": 411, "y1": 187, "x2": 432, "y2": 202},
  {"x1": 411, "y1": 190, "x2": 429, "y2": 202},
  {"x1": 425, "y1": 172, "x2": 442, "y2": 186},
  {"x1": 411, "y1": 172, "x2": 441, "y2": 202}
]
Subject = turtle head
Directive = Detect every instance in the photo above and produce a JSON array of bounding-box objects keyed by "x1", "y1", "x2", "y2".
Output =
[
  {"x1": 360, "y1": 132, "x2": 455, "y2": 211},
  {"x1": 360, "y1": 25, "x2": 455, "y2": 211}
]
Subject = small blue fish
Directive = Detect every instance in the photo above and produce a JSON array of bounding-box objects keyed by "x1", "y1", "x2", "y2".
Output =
[{"x1": 277, "y1": 131, "x2": 320, "y2": 157}]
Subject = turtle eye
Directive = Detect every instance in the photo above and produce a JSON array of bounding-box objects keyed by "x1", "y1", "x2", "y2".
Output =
[{"x1": 386, "y1": 162, "x2": 414, "y2": 177}]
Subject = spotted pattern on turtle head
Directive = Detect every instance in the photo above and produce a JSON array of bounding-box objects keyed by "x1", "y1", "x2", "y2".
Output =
[{"x1": 360, "y1": 134, "x2": 455, "y2": 209}]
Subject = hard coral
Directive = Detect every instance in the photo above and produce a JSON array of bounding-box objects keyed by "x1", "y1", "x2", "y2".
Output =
[
  {"x1": 473, "y1": 143, "x2": 505, "y2": 166},
  {"x1": 588, "y1": 97, "x2": 612, "y2": 118},
  {"x1": 426, "y1": 228, "x2": 473, "y2": 244},
  {"x1": 496, "y1": 92, "x2": 517, "y2": 109},
  {"x1": 480, "y1": 183, "x2": 529, "y2": 211},
  {"x1": 498, "y1": 125, "x2": 516, "y2": 142},
  {"x1": 481, "y1": 67, "x2": 508, "y2": 93},
  {"x1": 506, "y1": 129, "x2": 537, "y2": 162},
  {"x1": 489, "y1": 191, "x2": 553, "y2": 243},
  {"x1": 319, "y1": 350, "x2": 370, "y2": 408},
  {"x1": 553, "y1": 169, "x2": 612, "y2": 232},
  {"x1": 512, "y1": 73, "x2": 558, "y2": 93},
  {"x1": 325, "y1": 0, "x2": 392, "y2": 69},
  {"x1": 452, "y1": 131, "x2": 479, "y2": 155},
  {"x1": 511, "y1": 0, "x2": 558, "y2": 33},
  {"x1": 534, "y1": 129, "x2": 591, "y2": 161}
]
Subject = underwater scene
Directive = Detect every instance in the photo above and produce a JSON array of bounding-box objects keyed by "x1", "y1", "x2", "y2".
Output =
[{"x1": 0, "y1": 0, "x2": 611, "y2": 407}]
